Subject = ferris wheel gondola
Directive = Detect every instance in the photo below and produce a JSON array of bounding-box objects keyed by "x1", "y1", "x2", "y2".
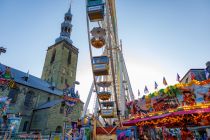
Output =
[
  {"x1": 97, "y1": 91, "x2": 111, "y2": 100},
  {"x1": 87, "y1": 0, "x2": 104, "y2": 21},
  {"x1": 92, "y1": 56, "x2": 109, "y2": 76}
]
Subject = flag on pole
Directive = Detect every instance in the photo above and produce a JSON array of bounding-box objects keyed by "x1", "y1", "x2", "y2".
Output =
[
  {"x1": 205, "y1": 68, "x2": 210, "y2": 80},
  {"x1": 26, "y1": 70, "x2": 30, "y2": 78},
  {"x1": 177, "y1": 73, "x2": 180, "y2": 82},
  {"x1": 190, "y1": 71, "x2": 195, "y2": 80},
  {"x1": 163, "y1": 77, "x2": 168, "y2": 86},
  {"x1": 154, "y1": 81, "x2": 158, "y2": 89},
  {"x1": 138, "y1": 89, "x2": 140, "y2": 97},
  {"x1": 144, "y1": 86, "x2": 149, "y2": 94}
]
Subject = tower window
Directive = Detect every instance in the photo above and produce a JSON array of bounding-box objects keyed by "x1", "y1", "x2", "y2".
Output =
[
  {"x1": 68, "y1": 50, "x2": 72, "y2": 64},
  {"x1": 65, "y1": 27, "x2": 68, "y2": 32},
  {"x1": 65, "y1": 79, "x2": 68, "y2": 84},
  {"x1": 61, "y1": 77, "x2": 64, "y2": 84},
  {"x1": 47, "y1": 97, "x2": 51, "y2": 102},
  {"x1": 50, "y1": 49, "x2": 56, "y2": 64},
  {"x1": 66, "y1": 17, "x2": 70, "y2": 20},
  {"x1": 68, "y1": 28, "x2": 70, "y2": 33},
  {"x1": 60, "y1": 101, "x2": 65, "y2": 114}
]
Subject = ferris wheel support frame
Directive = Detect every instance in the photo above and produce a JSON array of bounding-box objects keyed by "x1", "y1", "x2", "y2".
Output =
[
  {"x1": 120, "y1": 51, "x2": 135, "y2": 101},
  {"x1": 105, "y1": 0, "x2": 122, "y2": 127},
  {"x1": 83, "y1": 0, "x2": 135, "y2": 129},
  {"x1": 81, "y1": 80, "x2": 95, "y2": 118}
]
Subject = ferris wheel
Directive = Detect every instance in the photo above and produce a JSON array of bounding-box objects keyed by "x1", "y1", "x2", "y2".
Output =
[{"x1": 82, "y1": 0, "x2": 135, "y2": 128}]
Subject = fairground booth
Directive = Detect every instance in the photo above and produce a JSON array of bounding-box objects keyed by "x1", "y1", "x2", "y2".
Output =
[{"x1": 124, "y1": 79, "x2": 210, "y2": 140}]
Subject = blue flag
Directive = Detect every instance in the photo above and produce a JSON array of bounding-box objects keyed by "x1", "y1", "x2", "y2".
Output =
[
  {"x1": 177, "y1": 73, "x2": 180, "y2": 82},
  {"x1": 144, "y1": 86, "x2": 149, "y2": 94},
  {"x1": 154, "y1": 81, "x2": 158, "y2": 89}
]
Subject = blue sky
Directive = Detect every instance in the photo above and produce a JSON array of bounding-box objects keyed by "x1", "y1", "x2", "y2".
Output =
[{"x1": 0, "y1": 0, "x2": 210, "y2": 110}]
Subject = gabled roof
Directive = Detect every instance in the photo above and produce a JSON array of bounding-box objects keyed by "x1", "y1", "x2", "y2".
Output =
[
  {"x1": 35, "y1": 99, "x2": 63, "y2": 110},
  {"x1": 0, "y1": 63, "x2": 63, "y2": 96}
]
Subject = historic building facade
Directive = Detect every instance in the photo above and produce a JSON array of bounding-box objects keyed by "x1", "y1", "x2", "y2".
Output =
[
  {"x1": 0, "y1": 5, "x2": 83, "y2": 135},
  {"x1": 41, "y1": 6, "x2": 78, "y2": 90}
]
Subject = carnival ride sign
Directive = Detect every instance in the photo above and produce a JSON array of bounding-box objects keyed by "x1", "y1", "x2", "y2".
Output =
[
  {"x1": 0, "y1": 78, "x2": 15, "y2": 90},
  {"x1": 101, "y1": 109, "x2": 114, "y2": 118},
  {"x1": 124, "y1": 79, "x2": 210, "y2": 128},
  {"x1": 0, "y1": 66, "x2": 16, "y2": 90}
]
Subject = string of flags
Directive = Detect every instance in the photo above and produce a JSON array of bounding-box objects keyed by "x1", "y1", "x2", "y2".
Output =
[
  {"x1": 138, "y1": 69, "x2": 210, "y2": 96},
  {"x1": 144, "y1": 86, "x2": 149, "y2": 94},
  {"x1": 154, "y1": 81, "x2": 158, "y2": 89},
  {"x1": 176, "y1": 73, "x2": 180, "y2": 82},
  {"x1": 163, "y1": 77, "x2": 168, "y2": 86},
  {"x1": 140, "y1": 73, "x2": 182, "y2": 95}
]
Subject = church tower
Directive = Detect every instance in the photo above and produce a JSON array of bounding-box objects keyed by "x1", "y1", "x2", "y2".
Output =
[{"x1": 41, "y1": 5, "x2": 78, "y2": 90}]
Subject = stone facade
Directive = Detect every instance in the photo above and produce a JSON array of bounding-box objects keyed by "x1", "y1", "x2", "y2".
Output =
[
  {"x1": 0, "y1": 4, "x2": 82, "y2": 135},
  {"x1": 41, "y1": 40, "x2": 78, "y2": 90},
  {"x1": 0, "y1": 79, "x2": 83, "y2": 134},
  {"x1": 0, "y1": 82, "x2": 61, "y2": 132},
  {"x1": 30, "y1": 101, "x2": 83, "y2": 134}
]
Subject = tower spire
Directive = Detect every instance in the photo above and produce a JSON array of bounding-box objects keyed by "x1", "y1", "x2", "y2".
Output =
[
  {"x1": 68, "y1": 0, "x2": 72, "y2": 13},
  {"x1": 55, "y1": 1, "x2": 73, "y2": 44}
]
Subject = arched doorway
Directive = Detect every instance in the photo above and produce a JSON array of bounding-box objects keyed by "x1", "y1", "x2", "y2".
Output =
[
  {"x1": 22, "y1": 121, "x2": 28, "y2": 132},
  {"x1": 55, "y1": 126, "x2": 62, "y2": 133}
]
